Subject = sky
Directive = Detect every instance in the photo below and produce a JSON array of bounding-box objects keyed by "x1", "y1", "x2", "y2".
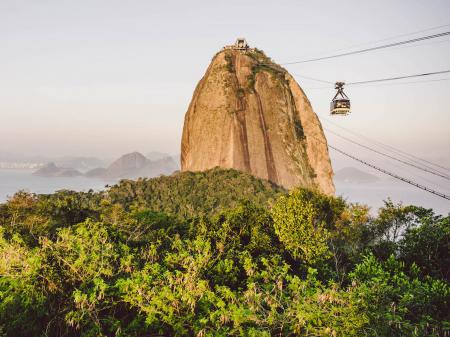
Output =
[{"x1": 1, "y1": 0, "x2": 449, "y2": 163}]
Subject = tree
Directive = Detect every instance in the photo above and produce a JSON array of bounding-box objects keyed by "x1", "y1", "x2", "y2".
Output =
[
  {"x1": 271, "y1": 189, "x2": 331, "y2": 264},
  {"x1": 399, "y1": 213, "x2": 450, "y2": 281}
]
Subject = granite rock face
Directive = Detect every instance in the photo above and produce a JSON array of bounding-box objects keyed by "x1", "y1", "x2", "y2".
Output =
[{"x1": 181, "y1": 46, "x2": 334, "y2": 195}]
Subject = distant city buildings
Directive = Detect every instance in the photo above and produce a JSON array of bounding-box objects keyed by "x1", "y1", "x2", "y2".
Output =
[{"x1": 0, "y1": 162, "x2": 44, "y2": 169}]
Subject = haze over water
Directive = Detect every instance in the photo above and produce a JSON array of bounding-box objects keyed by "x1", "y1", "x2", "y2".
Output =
[{"x1": 1, "y1": 168, "x2": 448, "y2": 216}]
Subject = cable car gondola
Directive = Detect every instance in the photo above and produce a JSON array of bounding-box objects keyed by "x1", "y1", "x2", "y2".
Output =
[{"x1": 330, "y1": 82, "x2": 350, "y2": 116}]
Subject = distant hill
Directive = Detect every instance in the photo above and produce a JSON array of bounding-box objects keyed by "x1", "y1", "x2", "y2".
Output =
[
  {"x1": 86, "y1": 152, "x2": 179, "y2": 180},
  {"x1": 334, "y1": 167, "x2": 379, "y2": 184},
  {"x1": 33, "y1": 162, "x2": 82, "y2": 177},
  {"x1": 107, "y1": 167, "x2": 284, "y2": 218},
  {"x1": 103, "y1": 152, "x2": 148, "y2": 179}
]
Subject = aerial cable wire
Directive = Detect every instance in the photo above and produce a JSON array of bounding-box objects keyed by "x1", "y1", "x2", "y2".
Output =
[
  {"x1": 379, "y1": 152, "x2": 448, "y2": 191},
  {"x1": 324, "y1": 127, "x2": 450, "y2": 180},
  {"x1": 303, "y1": 128, "x2": 450, "y2": 200},
  {"x1": 321, "y1": 118, "x2": 450, "y2": 172},
  {"x1": 304, "y1": 77, "x2": 450, "y2": 90},
  {"x1": 294, "y1": 70, "x2": 450, "y2": 88},
  {"x1": 346, "y1": 70, "x2": 450, "y2": 85},
  {"x1": 279, "y1": 31, "x2": 450, "y2": 65},
  {"x1": 340, "y1": 77, "x2": 450, "y2": 89},
  {"x1": 322, "y1": 117, "x2": 450, "y2": 172},
  {"x1": 324, "y1": 122, "x2": 450, "y2": 176},
  {"x1": 307, "y1": 117, "x2": 450, "y2": 179},
  {"x1": 305, "y1": 23, "x2": 450, "y2": 57},
  {"x1": 328, "y1": 144, "x2": 450, "y2": 201},
  {"x1": 384, "y1": 37, "x2": 450, "y2": 52}
]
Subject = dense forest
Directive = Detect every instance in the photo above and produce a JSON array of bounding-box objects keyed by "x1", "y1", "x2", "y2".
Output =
[{"x1": 0, "y1": 168, "x2": 448, "y2": 336}]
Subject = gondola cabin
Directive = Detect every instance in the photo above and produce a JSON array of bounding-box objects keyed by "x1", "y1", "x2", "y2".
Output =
[{"x1": 330, "y1": 82, "x2": 351, "y2": 116}]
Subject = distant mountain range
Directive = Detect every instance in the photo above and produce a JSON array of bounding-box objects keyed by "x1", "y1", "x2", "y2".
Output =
[{"x1": 33, "y1": 152, "x2": 179, "y2": 180}]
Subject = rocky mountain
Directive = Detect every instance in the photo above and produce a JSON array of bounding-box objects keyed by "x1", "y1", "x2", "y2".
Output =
[
  {"x1": 103, "y1": 152, "x2": 148, "y2": 179},
  {"x1": 181, "y1": 39, "x2": 334, "y2": 194},
  {"x1": 33, "y1": 162, "x2": 82, "y2": 177},
  {"x1": 89, "y1": 152, "x2": 179, "y2": 180},
  {"x1": 334, "y1": 167, "x2": 380, "y2": 184}
]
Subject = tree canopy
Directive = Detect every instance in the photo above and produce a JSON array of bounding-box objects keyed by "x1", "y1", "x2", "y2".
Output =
[{"x1": 0, "y1": 169, "x2": 448, "y2": 336}]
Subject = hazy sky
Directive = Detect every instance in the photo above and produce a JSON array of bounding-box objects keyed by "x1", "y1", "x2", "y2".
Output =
[{"x1": 1, "y1": 0, "x2": 449, "y2": 161}]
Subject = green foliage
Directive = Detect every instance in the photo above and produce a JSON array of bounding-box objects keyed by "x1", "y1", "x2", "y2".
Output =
[
  {"x1": 367, "y1": 200, "x2": 422, "y2": 259},
  {"x1": 244, "y1": 49, "x2": 287, "y2": 93},
  {"x1": 106, "y1": 168, "x2": 284, "y2": 219},
  {"x1": 0, "y1": 169, "x2": 448, "y2": 336},
  {"x1": 246, "y1": 63, "x2": 286, "y2": 92},
  {"x1": 0, "y1": 189, "x2": 102, "y2": 246},
  {"x1": 399, "y1": 211, "x2": 450, "y2": 281},
  {"x1": 350, "y1": 254, "x2": 450, "y2": 336},
  {"x1": 272, "y1": 189, "x2": 331, "y2": 264}
]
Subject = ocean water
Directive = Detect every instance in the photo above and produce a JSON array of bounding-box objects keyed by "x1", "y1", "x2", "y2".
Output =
[
  {"x1": 0, "y1": 169, "x2": 107, "y2": 202},
  {"x1": 0, "y1": 169, "x2": 448, "y2": 215},
  {"x1": 335, "y1": 179, "x2": 450, "y2": 215}
]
